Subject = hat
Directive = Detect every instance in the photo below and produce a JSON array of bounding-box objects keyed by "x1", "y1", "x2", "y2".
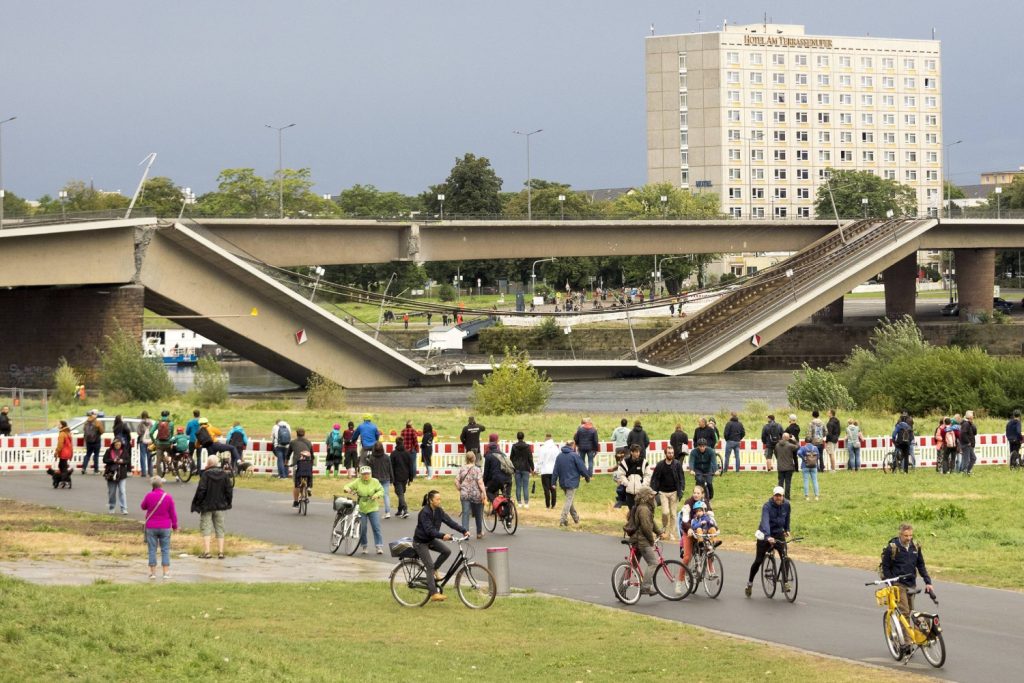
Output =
[
  {"x1": 359, "y1": 466, "x2": 372, "y2": 474},
  {"x1": 362, "y1": 413, "x2": 373, "y2": 421},
  {"x1": 176, "y1": 426, "x2": 184, "y2": 433},
  {"x1": 772, "y1": 486, "x2": 786, "y2": 496},
  {"x1": 333, "y1": 423, "x2": 341, "y2": 430},
  {"x1": 693, "y1": 501, "x2": 706, "y2": 510},
  {"x1": 198, "y1": 417, "x2": 209, "y2": 424},
  {"x1": 696, "y1": 438, "x2": 707, "y2": 446},
  {"x1": 488, "y1": 433, "x2": 499, "y2": 443},
  {"x1": 88, "y1": 409, "x2": 98, "y2": 416}
]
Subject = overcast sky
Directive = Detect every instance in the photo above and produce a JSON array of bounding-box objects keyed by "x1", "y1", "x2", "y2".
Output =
[{"x1": 2, "y1": 1, "x2": 1020, "y2": 199}]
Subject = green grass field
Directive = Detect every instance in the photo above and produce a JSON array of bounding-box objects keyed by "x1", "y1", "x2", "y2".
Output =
[
  {"x1": 0, "y1": 575, "x2": 922, "y2": 682},
  {"x1": 238, "y1": 465, "x2": 1024, "y2": 591}
]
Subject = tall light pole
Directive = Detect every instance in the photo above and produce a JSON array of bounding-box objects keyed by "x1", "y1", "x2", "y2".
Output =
[
  {"x1": 660, "y1": 194, "x2": 668, "y2": 218},
  {"x1": 309, "y1": 266, "x2": 326, "y2": 302},
  {"x1": 558, "y1": 194, "x2": 565, "y2": 220},
  {"x1": 437, "y1": 193, "x2": 445, "y2": 220},
  {"x1": 58, "y1": 190, "x2": 68, "y2": 222},
  {"x1": 531, "y1": 257, "x2": 556, "y2": 296},
  {"x1": 944, "y1": 139, "x2": 962, "y2": 219},
  {"x1": 995, "y1": 186, "x2": 1003, "y2": 220},
  {"x1": 861, "y1": 196, "x2": 869, "y2": 218},
  {"x1": 0, "y1": 116, "x2": 17, "y2": 230},
  {"x1": 265, "y1": 123, "x2": 295, "y2": 218},
  {"x1": 513, "y1": 128, "x2": 542, "y2": 220}
]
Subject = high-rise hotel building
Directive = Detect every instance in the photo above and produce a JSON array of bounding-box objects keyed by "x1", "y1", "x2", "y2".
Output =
[{"x1": 646, "y1": 23, "x2": 943, "y2": 218}]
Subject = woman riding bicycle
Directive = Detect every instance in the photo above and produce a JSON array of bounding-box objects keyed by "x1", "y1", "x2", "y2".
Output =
[
  {"x1": 677, "y1": 485, "x2": 712, "y2": 566},
  {"x1": 414, "y1": 490, "x2": 469, "y2": 603},
  {"x1": 624, "y1": 486, "x2": 667, "y2": 596}
]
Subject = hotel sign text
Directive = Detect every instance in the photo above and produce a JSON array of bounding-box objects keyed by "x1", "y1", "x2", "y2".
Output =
[{"x1": 743, "y1": 35, "x2": 833, "y2": 49}]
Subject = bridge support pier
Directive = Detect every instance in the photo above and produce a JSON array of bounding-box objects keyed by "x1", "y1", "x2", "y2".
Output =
[
  {"x1": 0, "y1": 284, "x2": 144, "y2": 389},
  {"x1": 811, "y1": 296, "x2": 844, "y2": 323},
  {"x1": 955, "y1": 248, "x2": 995, "y2": 319},
  {"x1": 884, "y1": 252, "x2": 918, "y2": 320}
]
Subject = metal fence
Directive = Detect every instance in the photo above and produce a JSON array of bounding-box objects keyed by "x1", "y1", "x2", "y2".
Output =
[{"x1": 0, "y1": 387, "x2": 49, "y2": 435}]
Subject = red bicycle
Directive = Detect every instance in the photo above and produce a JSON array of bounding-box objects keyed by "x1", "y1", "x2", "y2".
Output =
[{"x1": 611, "y1": 539, "x2": 694, "y2": 604}]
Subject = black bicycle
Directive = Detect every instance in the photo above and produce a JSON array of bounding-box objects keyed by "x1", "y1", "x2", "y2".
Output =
[
  {"x1": 389, "y1": 536, "x2": 497, "y2": 609},
  {"x1": 761, "y1": 536, "x2": 802, "y2": 603},
  {"x1": 485, "y1": 495, "x2": 518, "y2": 535}
]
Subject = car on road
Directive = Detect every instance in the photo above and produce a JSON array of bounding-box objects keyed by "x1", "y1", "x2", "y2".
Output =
[
  {"x1": 940, "y1": 302, "x2": 959, "y2": 316},
  {"x1": 23, "y1": 413, "x2": 146, "y2": 437}
]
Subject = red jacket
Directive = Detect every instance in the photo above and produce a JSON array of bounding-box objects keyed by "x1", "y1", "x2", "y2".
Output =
[{"x1": 401, "y1": 426, "x2": 419, "y2": 453}]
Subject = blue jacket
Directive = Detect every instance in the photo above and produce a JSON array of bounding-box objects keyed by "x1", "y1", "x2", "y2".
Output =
[
  {"x1": 226, "y1": 426, "x2": 248, "y2": 448},
  {"x1": 353, "y1": 420, "x2": 380, "y2": 448},
  {"x1": 185, "y1": 418, "x2": 200, "y2": 447},
  {"x1": 757, "y1": 498, "x2": 790, "y2": 538},
  {"x1": 1007, "y1": 418, "x2": 1022, "y2": 442},
  {"x1": 573, "y1": 424, "x2": 599, "y2": 452},
  {"x1": 413, "y1": 504, "x2": 466, "y2": 543},
  {"x1": 796, "y1": 443, "x2": 819, "y2": 469},
  {"x1": 551, "y1": 446, "x2": 589, "y2": 490},
  {"x1": 891, "y1": 420, "x2": 912, "y2": 445}
]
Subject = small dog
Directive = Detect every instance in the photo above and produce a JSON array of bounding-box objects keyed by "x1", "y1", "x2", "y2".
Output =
[
  {"x1": 236, "y1": 460, "x2": 252, "y2": 477},
  {"x1": 46, "y1": 466, "x2": 73, "y2": 489}
]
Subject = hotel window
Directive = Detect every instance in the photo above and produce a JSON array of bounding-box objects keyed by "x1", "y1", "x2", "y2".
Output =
[
  {"x1": 679, "y1": 73, "x2": 688, "y2": 88},
  {"x1": 729, "y1": 207, "x2": 743, "y2": 218},
  {"x1": 679, "y1": 53, "x2": 687, "y2": 69},
  {"x1": 749, "y1": 91, "x2": 763, "y2": 104},
  {"x1": 862, "y1": 150, "x2": 875, "y2": 162},
  {"x1": 796, "y1": 187, "x2": 810, "y2": 199},
  {"x1": 680, "y1": 130, "x2": 689, "y2": 146},
  {"x1": 882, "y1": 76, "x2": 895, "y2": 88},
  {"x1": 818, "y1": 74, "x2": 830, "y2": 86},
  {"x1": 840, "y1": 131, "x2": 854, "y2": 143},
  {"x1": 884, "y1": 169, "x2": 896, "y2": 180},
  {"x1": 862, "y1": 132, "x2": 874, "y2": 143},
  {"x1": 882, "y1": 57, "x2": 895, "y2": 69},
  {"x1": 772, "y1": 53, "x2": 785, "y2": 65},
  {"x1": 926, "y1": 170, "x2": 939, "y2": 181},
  {"x1": 774, "y1": 169, "x2": 787, "y2": 181},
  {"x1": 728, "y1": 187, "x2": 742, "y2": 199},
  {"x1": 904, "y1": 77, "x2": 916, "y2": 88},
  {"x1": 750, "y1": 52, "x2": 763, "y2": 65},
  {"x1": 796, "y1": 131, "x2": 809, "y2": 142},
  {"x1": 840, "y1": 150, "x2": 854, "y2": 162},
  {"x1": 727, "y1": 89, "x2": 741, "y2": 103},
  {"x1": 794, "y1": 54, "x2": 808, "y2": 66},
  {"x1": 924, "y1": 77, "x2": 937, "y2": 89},
  {"x1": 681, "y1": 169, "x2": 689, "y2": 185},
  {"x1": 796, "y1": 149, "x2": 809, "y2": 161},
  {"x1": 860, "y1": 75, "x2": 874, "y2": 88},
  {"x1": 861, "y1": 56, "x2": 874, "y2": 68},
  {"x1": 752, "y1": 168, "x2": 765, "y2": 180},
  {"x1": 839, "y1": 93, "x2": 852, "y2": 105},
  {"x1": 750, "y1": 72, "x2": 763, "y2": 84},
  {"x1": 925, "y1": 59, "x2": 937, "y2": 70},
  {"x1": 817, "y1": 55, "x2": 830, "y2": 67},
  {"x1": 819, "y1": 169, "x2": 832, "y2": 180},
  {"x1": 752, "y1": 207, "x2": 765, "y2": 218},
  {"x1": 882, "y1": 94, "x2": 895, "y2": 106},
  {"x1": 796, "y1": 169, "x2": 810, "y2": 180},
  {"x1": 795, "y1": 73, "x2": 808, "y2": 85},
  {"x1": 839, "y1": 74, "x2": 852, "y2": 87},
  {"x1": 726, "y1": 51, "x2": 739, "y2": 65},
  {"x1": 727, "y1": 129, "x2": 740, "y2": 142},
  {"x1": 774, "y1": 150, "x2": 787, "y2": 162},
  {"x1": 728, "y1": 148, "x2": 742, "y2": 161},
  {"x1": 773, "y1": 130, "x2": 787, "y2": 142},
  {"x1": 861, "y1": 94, "x2": 874, "y2": 106},
  {"x1": 905, "y1": 151, "x2": 917, "y2": 163},
  {"x1": 680, "y1": 150, "x2": 688, "y2": 164},
  {"x1": 795, "y1": 92, "x2": 808, "y2": 104},
  {"x1": 818, "y1": 131, "x2": 831, "y2": 143},
  {"x1": 840, "y1": 112, "x2": 853, "y2": 124},
  {"x1": 905, "y1": 170, "x2": 918, "y2": 181},
  {"x1": 727, "y1": 109, "x2": 740, "y2": 122},
  {"x1": 751, "y1": 129, "x2": 765, "y2": 141},
  {"x1": 774, "y1": 187, "x2": 787, "y2": 199},
  {"x1": 883, "y1": 114, "x2": 896, "y2": 126},
  {"x1": 679, "y1": 92, "x2": 688, "y2": 108},
  {"x1": 818, "y1": 93, "x2": 832, "y2": 105},
  {"x1": 926, "y1": 151, "x2": 938, "y2": 163},
  {"x1": 818, "y1": 150, "x2": 832, "y2": 162},
  {"x1": 838, "y1": 55, "x2": 852, "y2": 68},
  {"x1": 927, "y1": 189, "x2": 939, "y2": 202},
  {"x1": 861, "y1": 113, "x2": 874, "y2": 125},
  {"x1": 750, "y1": 149, "x2": 764, "y2": 161},
  {"x1": 751, "y1": 110, "x2": 764, "y2": 123},
  {"x1": 797, "y1": 206, "x2": 811, "y2": 218},
  {"x1": 925, "y1": 96, "x2": 937, "y2": 108},
  {"x1": 680, "y1": 112, "x2": 689, "y2": 127},
  {"x1": 903, "y1": 57, "x2": 916, "y2": 70},
  {"x1": 773, "y1": 92, "x2": 786, "y2": 104},
  {"x1": 925, "y1": 133, "x2": 938, "y2": 144},
  {"x1": 795, "y1": 111, "x2": 808, "y2": 123},
  {"x1": 728, "y1": 168, "x2": 742, "y2": 180},
  {"x1": 774, "y1": 206, "x2": 788, "y2": 218},
  {"x1": 818, "y1": 112, "x2": 831, "y2": 124},
  {"x1": 904, "y1": 114, "x2": 917, "y2": 126},
  {"x1": 905, "y1": 133, "x2": 917, "y2": 144},
  {"x1": 884, "y1": 151, "x2": 896, "y2": 162},
  {"x1": 904, "y1": 95, "x2": 917, "y2": 107},
  {"x1": 727, "y1": 70, "x2": 740, "y2": 84},
  {"x1": 772, "y1": 72, "x2": 785, "y2": 85},
  {"x1": 751, "y1": 188, "x2": 765, "y2": 199},
  {"x1": 773, "y1": 111, "x2": 786, "y2": 124},
  {"x1": 925, "y1": 114, "x2": 938, "y2": 126}
]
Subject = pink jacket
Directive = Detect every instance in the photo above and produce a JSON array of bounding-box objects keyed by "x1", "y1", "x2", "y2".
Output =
[{"x1": 140, "y1": 489, "x2": 178, "y2": 529}]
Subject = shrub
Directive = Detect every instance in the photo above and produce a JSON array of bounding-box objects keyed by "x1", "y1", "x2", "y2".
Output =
[
  {"x1": 188, "y1": 356, "x2": 228, "y2": 407},
  {"x1": 786, "y1": 363, "x2": 856, "y2": 411},
  {"x1": 99, "y1": 328, "x2": 175, "y2": 402},
  {"x1": 437, "y1": 284, "x2": 456, "y2": 302},
  {"x1": 306, "y1": 372, "x2": 345, "y2": 410},
  {"x1": 742, "y1": 399, "x2": 771, "y2": 423},
  {"x1": 471, "y1": 346, "x2": 551, "y2": 415},
  {"x1": 52, "y1": 357, "x2": 80, "y2": 405},
  {"x1": 534, "y1": 316, "x2": 560, "y2": 342}
]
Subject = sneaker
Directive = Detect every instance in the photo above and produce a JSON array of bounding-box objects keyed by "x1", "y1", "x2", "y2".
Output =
[
  {"x1": 674, "y1": 581, "x2": 685, "y2": 596},
  {"x1": 804, "y1": 496, "x2": 809, "y2": 501},
  {"x1": 783, "y1": 582, "x2": 792, "y2": 592},
  {"x1": 121, "y1": 510, "x2": 128, "y2": 515},
  {"x1": 385, "y1": 513, "x2": 391, "y2": 519},
  {"x1": 814, "y1": 496, "x2": 819, "y2": 501},
  {"x1": 639, "y1": 587, "x2": 657, "y2": 596},
  {"x1": 429, "y1": 593, "x2": 447, "y2": 602},
  {"x1": 522, "y1": 503, "x2": 529, "y2": 509},
  {"x1": 108, "y1": 508, "x2": 115, "y2": 514},
  {"x1": 148, "y1": 574, "x2": 157, "y2": 580},
  {"x1": 376, "y1": 546, "x2": 384, "y2": 555},
  {"x1": 361, "y1": 547, "x2": 368, "y2": 555},
  {"x1": 293, "y1": 501, "x2": 299, "y2": 508},
  {"x1": 559, "y1": 521, "x2": 569, "y2": 527},
  {"x1": 434, "y1": 570, "x2": 443, "y2": 581},
  {"x1": 162, "y1": 573, "x2": 171, "y2": 580},
  {"x1": 744, "y1": 584, "x2": 752, "y2": 597}
]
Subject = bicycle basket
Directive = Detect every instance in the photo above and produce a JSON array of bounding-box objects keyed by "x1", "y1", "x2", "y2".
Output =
[
  {"x1": 875, "y1": 587, "x2": 891, "y2": 607},
  {"x1": 389, "y1": 537, "x2": 417, "y2": 559},
  {"x1": 333, "y1": 496, "x2": 355, "y2": 513}
]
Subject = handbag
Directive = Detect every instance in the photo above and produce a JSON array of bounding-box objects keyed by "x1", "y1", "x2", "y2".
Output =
[{"x1": 143, "y1": 491, "x2": 168, "y2": 542}]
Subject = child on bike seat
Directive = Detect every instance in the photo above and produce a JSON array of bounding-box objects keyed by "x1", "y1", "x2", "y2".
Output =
[
  {"x1": 689, "y1": 501, "x2": 719, "y2": 541},
  {"x1": 172, "y1": 427, "x2": 190, "y2": 458}
]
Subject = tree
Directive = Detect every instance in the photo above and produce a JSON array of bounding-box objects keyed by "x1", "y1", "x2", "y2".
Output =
[
  {"x1": 1, "y1": 190, "x2": 30, "y2": 218},
  {"x1": 195, "y1": 168, "x2": 273, "y2": 217},
  {"x1": 138, "y1": 176, "x2": 185, "y2": 217},
  {"x1": 986, "y1": 176, "x2": 1024, "y2": 211},
  {"x1": 612, "y1": 182, "x2": 721, "y2": 219},
  {"x1": 422, "y1": 153, "x2": 503, "y2": 216},
  {"x1": 336, "y1": 184, "x2": 419, "y2": 217},
  {"x1": 813, "y1": 169, "x2": 917, "y2": 219},
  {"x1": 37, "y1": 180, "x2": 130, "y2": 213},
  {"x1": 942, "y1": 181, "x2": 965, "y2": 201},
  {"x1": 502, "y1": 179, "x2": 595, "y2": 219},
  {"x1": 471, "y1": 346, "x2": 551, "y2": 415}
]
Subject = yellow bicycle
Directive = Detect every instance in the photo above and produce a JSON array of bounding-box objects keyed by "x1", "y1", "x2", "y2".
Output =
[{"x1": 866, "y1": 575, "x2": 945, "y2": 667}]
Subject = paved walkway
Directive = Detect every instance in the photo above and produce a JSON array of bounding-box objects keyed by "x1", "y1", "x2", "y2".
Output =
[{"x1": 1, "y1": 472, "x2": 1019, "y2": 681}]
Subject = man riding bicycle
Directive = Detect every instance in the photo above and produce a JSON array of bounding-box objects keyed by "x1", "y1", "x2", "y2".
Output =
[
  {"x1": 288, "y1": 427, "x2": 315, "y2": 508},
  {"x1": 881, "y1": 522, "x2": 934, "y2": 654},
  {"x1": 624, "y1": 486, "x2": 668, "y2": 596},
  {"x1": 745, "y1": 485, "x2": 791, "y2": 597}
]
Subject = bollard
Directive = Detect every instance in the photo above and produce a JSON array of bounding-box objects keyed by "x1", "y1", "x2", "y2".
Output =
[{"x1": 486, "y1": 546, "x2": 510, "y2": 596}]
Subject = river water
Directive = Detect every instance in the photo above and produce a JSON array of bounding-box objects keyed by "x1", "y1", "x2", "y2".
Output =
[{"x1": 170, "y1": 362, "x2": 792, "y2": 413}]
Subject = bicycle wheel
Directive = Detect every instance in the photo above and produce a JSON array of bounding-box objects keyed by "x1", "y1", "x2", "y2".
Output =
[
  {"x1": 687, "y1": 549, "x2": 704, "y2": 595},
  {"x1": 455, "y1": 562, "x2": 497, "y2": 609},
  {"x1": 702, "y1": 553, "x2": 724, "y2": 599},
  {"x1": 883, "y1": 612, "x2": 902, "y2": 660},
  {"x1": 781, "y1": 558, "x2": 798, "y2": 602},
  {"x1": 713, "y1": 454, "x2": 724, "y2": 476},
  {"x1": 654, "y1": 560, "x2": 691, "y2": 601},
  {"x1": 761, "y1": 554, "x2": 778, "y2": 598},
  {"x1": 157, "y1": 457, "x2": 170, "y2": 478},
  {"x1": 611, "y1": 562, "x2": 641, "y2": 605},
  {"x1": 485, "y1": 506, "x2": 498, "y2": 532},
  {"x1": 329, "y1": 514, "x2": 344, "y2": 553},
  {"x1": 300, "y1": 494, "x2": 308, "y2": 516},
  {"x1": 176, "y1": 457, "x2": 193, "y2": 483},
  {"x1": 502, "y1": 502, "x2": 518, "y2": 535},
  {"x1": 921, "y1": 631, "x2": 946, "y2": 668},
  {"x1": 881, "y1": 451, "x2": 893, "y2": 474},
  {"x1": 390, "y1": 559, "x2": 430, "y2": 607},
  {"x1": 343, "y1": 514, "x2": 360, "y2": 556}
]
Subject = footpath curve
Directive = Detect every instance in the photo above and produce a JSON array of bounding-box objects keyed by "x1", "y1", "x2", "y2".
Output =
[{"x1": 0, "y1": 473, "x2": 1019, "y2": 682}]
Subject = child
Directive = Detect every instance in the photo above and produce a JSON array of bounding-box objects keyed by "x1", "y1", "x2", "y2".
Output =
[
  {"x1": 688, "y1": 501, "x2": 719, "y2": 542},
  {"x1": 612, "y1": 450, "x2": 628, "y2": 508}
]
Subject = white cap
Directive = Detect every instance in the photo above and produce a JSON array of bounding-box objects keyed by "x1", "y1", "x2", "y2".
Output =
[{"x1": 772, "y1": 486, "x2": 786, "y2": 496}]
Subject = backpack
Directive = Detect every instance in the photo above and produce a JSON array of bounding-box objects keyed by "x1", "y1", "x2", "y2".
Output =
[
  {"x1": 810, "y1": 422, "x2": 825, "y2": 443},
  {"x1": 197, "y1": 426, "x2": 212, "y2": 447},
  {"x1": 943, "y1": 429, "x2": 957, "y2": 449},
  {"x1": 623, "y1": 505, "x2": 639, "y2": 537},
  {"x1": 497, "y1": 452, "x2": 514, "y2": 476},
  {"x1": 878, "y1": 540, "x2": 921, "y2": 579},
  {"x1": 84, "y1": 420, "x2": 100, "y2": 442},
  {"x1": 327, "y1": 431, "x2": 343, "y2": 456},
  {"x1": 229, "y1": 430, "x2": 245, "y2": 451},
  {"x1": 895, "y1": 425, "x2": 911, "y2": 446},
  {"x1": 156, "y1": 420, "x2": 171, "y2": 442},
  {"x1": 766, "y1": 422, "x2": 782, "y2": 445},
  {"x1": 278, "y1": 424, "x2": 291, "y2": 445},
  {"x1": 802, "y1": 448, "x2": 819, "y2": 469}
]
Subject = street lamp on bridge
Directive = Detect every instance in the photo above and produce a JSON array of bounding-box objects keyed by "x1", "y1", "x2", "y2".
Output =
[
  {"x1": 0, "y1": 116, "x2": 17, "y2": 230},
  {"x1": 265, "y1": 122, "x2": 296, "y2": 219},
  {"x1": 513, "y1": 128, "x2": 543, "y2": 220},
  {"x1": 944, "y1": 139, "x2": 962, "y2": 219}
]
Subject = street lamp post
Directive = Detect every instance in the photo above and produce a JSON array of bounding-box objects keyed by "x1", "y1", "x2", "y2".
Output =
[
  {"x1": 660, "y1": 194, "x2": 668, "y2": 218},
  {"x1": 558, "y1": 194, "x2": 565, "y2": 220},
  {"x1": 58, "y1": 190, "x2": 68, "y2": 222},
  {"x1": 531, "y1": 257, "x2": 556, "y2": 296},
  {"x1": 944, "y1": 139, "x2": 962, "y2": 219},
  {"x1": 309, "y1": 266, "x2": 326, "y2": 302},
  {"x1": 861, "y1": 196, "x2": 869, "y2": 218},
  {"x1": 437, "y1": 193, "x2": 445, "y2": 220},
  {"x1": 995, "y1": 186, "x2": 1003, "y2": 220},
  {"x1": 177, "y1": 187, "x2": 195, "y2": 219},
  {"x1": 0, "y1": 116, "x2": 17, "y2": 230},
  {"x1": 265, "y1": 123, "x2": 296, "y2": 219},
  {"x1": 513, "y1": 128, "x2": 543, "y2": 220}
]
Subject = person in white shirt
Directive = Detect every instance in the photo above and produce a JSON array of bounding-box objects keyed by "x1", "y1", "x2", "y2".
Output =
[
  {"x1": 271, "y1": 419, "x2": 292, "y2": 478},
  {"x1": 610, "y1": 418, "x2": 631, "y2": 456},
  {"x1": 536, "y1": 433, "x2": 561, "y2": 509}
]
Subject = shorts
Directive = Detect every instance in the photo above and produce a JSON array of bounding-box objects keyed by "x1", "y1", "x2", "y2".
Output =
[
  {"x1": 764, "y1": 445, "x2": 775, "y2": 459},
  {"x1": 199, "y1": 510, "x2": 226, "y2": 538},
  {"x1": 294, "y1": 474, "x2": 313, "y2": 489}
]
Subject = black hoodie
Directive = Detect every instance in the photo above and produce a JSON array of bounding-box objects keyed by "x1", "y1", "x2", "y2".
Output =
[{"x1": 626, "y1": 425, "x2": 650, "y2": 456}]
